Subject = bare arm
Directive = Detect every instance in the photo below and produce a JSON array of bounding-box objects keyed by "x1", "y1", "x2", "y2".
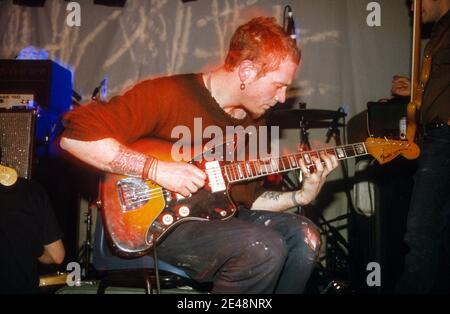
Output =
[
  {"x1": 60, "y1": 137, "x2": 206, "y2": 196},
  {"x1": 251, "y1": 152, "x2": 338, "y2": 212},
  {"x1": 251, "y1": 190, "x2": 304, "y2": 212},
  {"x1": 391, "y1": 75, "x2": 411, "y2": 97},
  {"x1": 38, "y1": 239, "x2": 65, "y2": 265},
  {"x1": 60, "y1": 137, "x2": 147, "y2": 176}
]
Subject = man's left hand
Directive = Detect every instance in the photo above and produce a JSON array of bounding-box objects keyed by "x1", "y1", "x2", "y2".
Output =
[{"x1": 295, "y1": 152, "x2": 339, "y2": 205}]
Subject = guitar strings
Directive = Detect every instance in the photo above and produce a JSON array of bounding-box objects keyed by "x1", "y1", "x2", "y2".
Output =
[{"x1": 123, "y1": 141, "x2": 413, "y2": 204}]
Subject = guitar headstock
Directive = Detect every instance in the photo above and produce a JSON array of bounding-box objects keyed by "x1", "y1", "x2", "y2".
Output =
[
  {"x1": 364, "y1": 137, "x2": 420, "y2": 165},
  {"x1": 0, "y1": 164, "x2": 18, "y2": 186}
]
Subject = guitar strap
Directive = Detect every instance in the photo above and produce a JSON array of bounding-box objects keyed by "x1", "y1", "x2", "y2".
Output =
[
  {"x1": 417, "y1": 25, "x2": 450, "y2": 111},
  {"x1": 425, "y1": 22, "x2": 450, "y2": 56}
]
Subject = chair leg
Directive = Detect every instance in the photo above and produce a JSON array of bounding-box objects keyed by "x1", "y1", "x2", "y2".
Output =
[
  {"x1": 97, "y1": 280, "x2": 107, "y2": 294},
  {"x1": 144, "y1": 271, "x2": 152, "y2": 294}
]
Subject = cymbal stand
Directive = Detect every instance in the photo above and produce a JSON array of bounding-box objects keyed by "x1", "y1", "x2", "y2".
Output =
[
  {"x1": 77, "y1": 201, "x2": 97, "y2": 279},
  {"x1": 298, "y1": 116, "x2": 312, "y2": 152},
  {"x1": 319, "y1": 115, "x2": 357, "y2": 290},
  {"x1": 291, "y1": 116, "x2": 312, "y2": 215}
]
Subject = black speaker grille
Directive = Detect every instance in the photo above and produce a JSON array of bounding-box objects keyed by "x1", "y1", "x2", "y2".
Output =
[{"x1": 0, "y1": 110, "x2": 35, "y2": 179}]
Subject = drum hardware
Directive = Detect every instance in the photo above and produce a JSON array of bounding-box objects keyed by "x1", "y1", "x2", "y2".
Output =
[
  {"x1": 39, "y1": 272, "x2": 68, "y2": 287},
  {"x1": 268, "y1": 105, "x2": 355, "y2": 292},
  {"x1": 266, "y1": 105, "x2": 348, "y2": 214},
  {"x1": 77, "y1": 200, "x2": 98, "y2": 278}
]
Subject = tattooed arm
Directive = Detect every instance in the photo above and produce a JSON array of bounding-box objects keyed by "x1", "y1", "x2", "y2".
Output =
[
  {"x1": 60, "y1": 137, "x2": 147, "y2": 176},
  {"x1": 250, "y1": 152, "x2": 339, "y2": 212},
  {"x1": 250, "y1": 190, "x2": 307, "y2": 212},
  {"x1": 60, "y1": 137, "x2": 206, "y2": 196}
]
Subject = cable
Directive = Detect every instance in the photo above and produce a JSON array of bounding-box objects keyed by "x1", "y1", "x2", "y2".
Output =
[{"x1": 152, "y1": 245, "x2": 161, "y2": 294}]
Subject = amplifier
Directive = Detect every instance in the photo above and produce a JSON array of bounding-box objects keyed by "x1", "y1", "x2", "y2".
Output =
[
  {"x1": 0, "y1": 110, "x2": 36, "y2": 179},
  {"x1": 367, "y1": 97, "x2": 409, "y2": 140},
  {"x1": 0, "y1": 60, "x2": 72, "y2": 156},
  {"x1": 0, "y1": 93, "x2": 34, "y2": 109},
  {"x1": 0, "y1": 59, "x2": 72, "y2": 115}
]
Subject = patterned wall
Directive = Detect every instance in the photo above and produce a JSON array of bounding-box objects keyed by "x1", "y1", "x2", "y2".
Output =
[{"x1": 0, "y1": 0, "x2": 412, "y2": 117}]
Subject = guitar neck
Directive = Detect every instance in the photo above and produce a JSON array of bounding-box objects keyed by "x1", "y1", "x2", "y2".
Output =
[{"x1": 225, "y1": 142, "x2": 368, "y2": 183}]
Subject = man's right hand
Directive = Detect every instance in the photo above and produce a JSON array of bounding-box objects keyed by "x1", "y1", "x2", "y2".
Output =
[
  {"x1": 391, "y1": 75, "x2": 411, "y2": 97},
  {"x1": 155, "y1": 160, "x2": 206, "y2": 197}
]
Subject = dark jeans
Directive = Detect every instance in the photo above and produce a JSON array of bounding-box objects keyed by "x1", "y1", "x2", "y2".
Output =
[
  {"x1": 157, "y1": 207, "x2": 321, "y2": 294},
  {"x1": 396, "y1": 125, "x2": 450, "y2": 293}
]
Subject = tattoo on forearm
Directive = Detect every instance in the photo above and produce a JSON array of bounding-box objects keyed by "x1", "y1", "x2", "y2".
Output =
[
  {"x1": 109, "y1": 145, "x2": 147, "y2": 177},
  {"x1": 261, "y1": 191, "x2": 282, "y2": 201}
]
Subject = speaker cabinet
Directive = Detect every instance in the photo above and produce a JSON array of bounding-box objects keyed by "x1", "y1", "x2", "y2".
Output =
[
  {"x1": 367, "y1": 97, "x2": 409, "y2": 140},
  {"x1": 0, "y1": 110, "x2": 36, "y2": 179}
]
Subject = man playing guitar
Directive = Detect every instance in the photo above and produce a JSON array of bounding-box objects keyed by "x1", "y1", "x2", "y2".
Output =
[{"x1": 60, "y1": 17, "x2": 340, "y2": 294}]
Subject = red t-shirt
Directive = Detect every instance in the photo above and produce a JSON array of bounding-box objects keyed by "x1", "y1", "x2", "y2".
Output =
[{"x1": 62, "y1": 73, "x2": 267, "y2": 207}]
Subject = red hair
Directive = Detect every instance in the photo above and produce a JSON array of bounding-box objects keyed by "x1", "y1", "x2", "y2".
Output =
[{"x1": 224, "y1": 17, "x2": 301, "y2": 76}]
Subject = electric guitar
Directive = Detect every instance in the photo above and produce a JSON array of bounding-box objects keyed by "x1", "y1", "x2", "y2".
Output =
[{"x1": 100, "y1": 137, "x2": 419, "y2": 256}]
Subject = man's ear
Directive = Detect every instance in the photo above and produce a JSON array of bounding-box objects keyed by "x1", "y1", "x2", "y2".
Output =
[{"x1": 238, "y1": 60, "x2": 257, "y2": 83}]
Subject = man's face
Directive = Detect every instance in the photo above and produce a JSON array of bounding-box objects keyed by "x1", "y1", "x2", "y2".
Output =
[
  {"x1": 240, "y1": 58, "x2": 299, "y2": 119},
  {"x1": 421, "y1": 0, "x2": 441, "y2": 23}
]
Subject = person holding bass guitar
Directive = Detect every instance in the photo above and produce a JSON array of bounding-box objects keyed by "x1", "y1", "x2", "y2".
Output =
[{"x1": 392, "y1": 0, "x2": 450, "y2": 294}]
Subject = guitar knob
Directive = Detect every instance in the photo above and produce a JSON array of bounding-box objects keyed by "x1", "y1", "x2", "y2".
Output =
[
  {"x1": 178, "y1": 206, "x2": 190, "y2": 217},
  {"x1": 214, "y1": 208, "x2": 228, "y2": 217},
  {"x1": 162, "y1": 214, "x2": 174, "y2": 225}
]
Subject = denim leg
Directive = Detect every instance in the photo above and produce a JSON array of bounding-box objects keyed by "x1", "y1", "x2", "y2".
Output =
[
  {"x1": 396, "y1": 126, "x2": 450, "y2": 293},
  {"x1": 237, "y1": 208, "x2": 321, "y2": 293},
  {"x1": 157, "y1": 217, "x2": 288, "y2": 294}
]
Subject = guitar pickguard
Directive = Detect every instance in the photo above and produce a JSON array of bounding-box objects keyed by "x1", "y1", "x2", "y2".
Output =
[{"x1": 146, "y1": 159, "x2": 236, "y2": 246}]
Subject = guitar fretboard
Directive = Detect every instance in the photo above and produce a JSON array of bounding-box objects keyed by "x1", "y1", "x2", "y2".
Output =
[{"x1": 224, "y1": 142, "x2": 368, "y2": 183}]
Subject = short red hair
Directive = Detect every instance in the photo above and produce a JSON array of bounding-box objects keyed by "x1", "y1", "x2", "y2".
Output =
[{"x1": 224, "y1": 17, "x2": 301, "y2": 76}]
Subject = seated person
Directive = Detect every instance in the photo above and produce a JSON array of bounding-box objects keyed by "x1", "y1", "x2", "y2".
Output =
[
  {"x1": 60, "y1": 17, "x2": 338, "y2": 293},
  {"x1": 0, "y1": 164, "x2": 65, "y2": 294}
]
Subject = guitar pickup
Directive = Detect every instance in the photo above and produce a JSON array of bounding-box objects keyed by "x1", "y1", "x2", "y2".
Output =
[{"x1": 205, "y1": 161, "x2": 226, "y2": 192}]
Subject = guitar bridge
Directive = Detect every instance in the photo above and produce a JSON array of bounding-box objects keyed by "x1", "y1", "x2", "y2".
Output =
[{"x1": 116, "y1": 178, "x2": 150, "y2": 212}]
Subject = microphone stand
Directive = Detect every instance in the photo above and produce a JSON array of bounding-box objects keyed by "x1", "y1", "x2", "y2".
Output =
[
  {"x1": 283, "y1": 5, "x2": 292, "y2": 32},
  {"x1": 91, "y1": 78, "x2": 106, "y2": 101},
  {"x1": 77, "y1": 201, "x2": 97, "y2": 279},
  {"x1": 326, "y1": 107, "x2": 344, "y2": 144},
  {"x1": 294, "y1": 114, "x2": 312, "y2": 215}
]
